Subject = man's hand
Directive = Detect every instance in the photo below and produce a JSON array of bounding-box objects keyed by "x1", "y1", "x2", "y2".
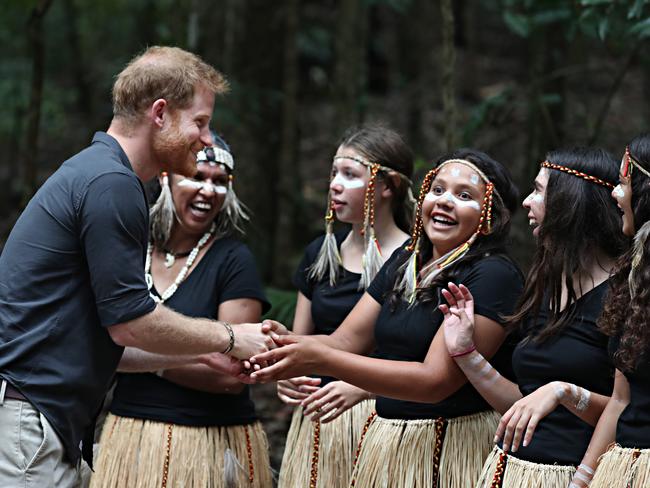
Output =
[
  {"x1": 228, "y1": 322, "x2": 278, "y2": 360},
  {"x1": 198, "y1": 352, "x2": 258, "y2": 384}
]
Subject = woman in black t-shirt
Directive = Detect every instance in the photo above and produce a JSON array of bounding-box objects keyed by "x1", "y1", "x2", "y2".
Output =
[
  {"x1": 251, "y1": 149, "x2": 524, "y2": 487},
  {"x1": 277, "y1": 126, "x2": 415, "y2": 488},
  {"x1": 582, "y1": 134, "x2": 650, "y2": 488},
  {"x1": 90, "y1": 136, "x2": 273, "y2": 488},
  {"x1": 440, "y1": 148, "x2": 626, "y2": 487}
]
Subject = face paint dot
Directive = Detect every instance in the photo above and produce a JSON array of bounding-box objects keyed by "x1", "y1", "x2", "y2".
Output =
[
  {"x1": 451, "y1": 168, "x2": 461, "y2": 177},
  {"x1": 531, "y1": 194, "x2": 544, "y2": 203},
  {"x1": 470, "y1": 175, "x2": 479, "y2": 185},
  {"x1": 613, "y1": 185, "x2": 625, "y2": 198}
]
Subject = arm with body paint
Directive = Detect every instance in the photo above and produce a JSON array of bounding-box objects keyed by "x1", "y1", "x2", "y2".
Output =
[
  {"x1": 568, "y1": 370, "x2": 630, "y2": 487},
  {"x1": 442, "y1": 283, "x2": 610, "y2": 453}
]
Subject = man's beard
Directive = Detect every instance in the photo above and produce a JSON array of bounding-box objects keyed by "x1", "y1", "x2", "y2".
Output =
[{"x1": 153, "y1": 120, "x2": 198, "y2": 177}]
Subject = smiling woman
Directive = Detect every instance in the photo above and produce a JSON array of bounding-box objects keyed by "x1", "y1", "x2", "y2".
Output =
[{"x1": 90, "y1": 134, "x2": 273, "y2": 488}]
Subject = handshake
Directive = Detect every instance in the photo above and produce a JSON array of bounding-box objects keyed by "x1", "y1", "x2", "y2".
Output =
[{"x1": 200, "y1": 319, "x2": 323, "y2": 384}]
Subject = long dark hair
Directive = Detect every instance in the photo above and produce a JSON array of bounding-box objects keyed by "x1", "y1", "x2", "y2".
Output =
[
  {"x1": 389, "y1": 148, "x2": 520, "y2": 307},
  {"x1": 600, "y1": 134, "x2": 650, "y2": 371},
  {"x1": 509, "y1": 147, "x2": 626, "y2": 342},
  {"x1": 338, "y1": 125, "x2": 415, "y2": 232}
]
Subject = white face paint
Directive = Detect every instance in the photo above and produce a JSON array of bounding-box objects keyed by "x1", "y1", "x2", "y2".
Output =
[
  {"x1": 451, "y1": 168, "x2": 461, "y2": 177},
  {"x1": 531, "y1": 193, "x2": 544, "y2": 203},
  {"x1": 613, "y1": 185, "x2": 625, "y2": 198},
  {"x1": 178, "y1": 178, "x2": 228, "y2": 194},
  {"x1": 330, "y1": 172, "x2": 366, "y2": 189},
  {"x1": 470, "y1": 174, "x2": 480, "y2": 185},
  {"x1": 424, "y1": 190, "x2": 481, "y2": 210}
]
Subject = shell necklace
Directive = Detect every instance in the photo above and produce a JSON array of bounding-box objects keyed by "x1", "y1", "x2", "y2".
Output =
[{"x1": 145, "y1": 223, "x2": 215, "y2": 303}]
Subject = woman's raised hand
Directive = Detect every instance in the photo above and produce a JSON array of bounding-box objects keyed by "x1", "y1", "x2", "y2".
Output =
[
  {"x1": 439, "y1": 283, "x2": 477, "y2": 355},
  {"x1": 301, "y1": 381, "x2": 371, "y2": 423}
]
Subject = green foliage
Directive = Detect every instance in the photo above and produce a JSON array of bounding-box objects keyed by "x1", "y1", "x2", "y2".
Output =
[
  {"x1": 463, "y1": 88, "x2": 513, "y2": 145},
  {"x1": 498, "y1": 0, "x2": 650, "y2": 43},
  {"x1": 263, "y1": 287, "x2": 297, "y2": 329}
]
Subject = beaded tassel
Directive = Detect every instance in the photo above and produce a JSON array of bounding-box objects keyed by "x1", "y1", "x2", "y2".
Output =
[
  {"x1": 308, "y1": 197, "x2": 343, "y2": 287},
  {"x1": 218, "y1": 173, "x2": 250, "y2": 235},
  {"x1": 396, "y1": 167, "x2": 439, "y2": 301},
  {"x1": 359, "y1": 163, "x2": 383, "y2": 289}
]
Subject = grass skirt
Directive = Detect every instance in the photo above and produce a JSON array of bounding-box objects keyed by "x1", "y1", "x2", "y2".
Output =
[
  {"x1": 89, "y1": 413, "x2": 272, "y2": 488},
  {"x1": 475, "y1": 446, "x2": 575, "y2": 488},
  {"x1": 590, "y1": 445, "x2": 650, "y2": 488},
  {"x1": 349, "y1": 410, "x2": 499, "y2": 488},
  {"x1": 278, "y1": 399, "x2": 375, "y2": 488}
]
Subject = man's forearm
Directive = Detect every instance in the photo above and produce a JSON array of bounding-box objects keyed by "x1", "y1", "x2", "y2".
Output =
[
  {"x1": 110, "y1": 305, "x2": 230, "y2": 355},
  {"x1": 117, "y1": 347, "x2": 199, "y2": 372}
]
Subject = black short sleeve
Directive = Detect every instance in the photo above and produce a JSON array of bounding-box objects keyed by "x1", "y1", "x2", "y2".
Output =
[
  {"x1": 79, "y1": 173, "x2": 156, "y2": 327},
  {"x1": 460, "y1": 256, "x2": 523, "y2": 325},
  {"x1": 218, "y1": 243, "x2": 271, "y2": 313}
]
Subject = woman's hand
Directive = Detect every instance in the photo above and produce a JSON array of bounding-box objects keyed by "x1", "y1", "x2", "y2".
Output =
[
  {"x1": 248, "y1": 335, "x2": 326, "y2": 382},
  {"x1": 439, "y1": 283, "x2": 476, "y2": 355},
  {"x1": 277, "y1": 376, "x2": 322, "y2": 405},
  {"x1": 495, "y1": 382, "x2": 563, "y2": 452},
  {"x1": 302, "y1": 381, "x2": 372, "y2": 423}
]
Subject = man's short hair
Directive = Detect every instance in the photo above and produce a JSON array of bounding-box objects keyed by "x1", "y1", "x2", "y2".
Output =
[{"x1": 112, "y1": 46, "x2": 228, "y2": 125}]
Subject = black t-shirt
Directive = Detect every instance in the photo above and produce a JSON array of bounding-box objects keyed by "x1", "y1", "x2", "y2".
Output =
[
  {"x1": 508, "y1": 282, "x2": 614, "y2": 465},
  {"x1": 0, "y1": 132, "x2": 156, "y2": 464},
  {"x1": 110, "y1": 238, "x2": 270, "y2": 426},
  {"x1": 610, "y1": 336, "x2": 650, "y2": 448},
  {"x1": 293, "y1": 231, "x2": 363, "y2": 336},
  {"x1": 367, "y1": 250, "x2": 523, "y2": 419}
]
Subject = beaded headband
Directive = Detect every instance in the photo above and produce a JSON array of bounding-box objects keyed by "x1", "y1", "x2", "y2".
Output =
[
  {"x1": 196, "y1": 146, "x2": 235, "y2": 172},
  {"x1": 541, "y1": 161, "x2": 614, "y2": 189},
  {"x1": 623, "y1": 146, "x2": 650, "y2": 179}
]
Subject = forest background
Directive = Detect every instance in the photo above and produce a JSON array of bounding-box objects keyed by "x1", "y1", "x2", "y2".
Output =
[{"x1": 2, "y1": 0, "x2": 650, "y2": 469}]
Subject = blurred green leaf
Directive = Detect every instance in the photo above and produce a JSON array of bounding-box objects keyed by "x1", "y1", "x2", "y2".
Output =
[
  {"x1": 263, "y1": 287, "x2": 297, "y2": 329},
  {"x1": 503, "y1": 11, "x2": 531, "y2": 37},
  {"x1": 629, "y1": 17, "x2": 650, "y2": 37}
]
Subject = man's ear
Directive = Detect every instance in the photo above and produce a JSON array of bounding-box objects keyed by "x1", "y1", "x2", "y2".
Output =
[{"x1": 150, "y1": 98, "x2": 168, "y2": 129}]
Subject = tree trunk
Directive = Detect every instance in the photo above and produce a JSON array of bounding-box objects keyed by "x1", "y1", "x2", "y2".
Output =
[
  {"x1": 24, "y1": 0, "x2": 53, "y2": 199},
  {"x1": 333, "y1": 0, "x2": 367, "y2": 134},
  {"x1": 440, "y1": 0, "x2": 457, "y2": 151},
  {"x1": 271, "y1": 0, "x2": 300, "y2": 286}
]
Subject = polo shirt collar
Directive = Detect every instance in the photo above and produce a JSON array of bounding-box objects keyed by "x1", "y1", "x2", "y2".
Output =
[{"x1": 91, "y1": 132, "x2": 134, "y2": 173}]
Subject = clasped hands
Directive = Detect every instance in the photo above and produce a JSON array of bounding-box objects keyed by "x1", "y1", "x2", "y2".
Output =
[{"x1": 205, "y1": 319, "x2": 324, "y2": 385}]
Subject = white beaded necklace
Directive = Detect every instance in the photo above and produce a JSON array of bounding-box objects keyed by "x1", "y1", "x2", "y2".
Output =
[{"x1": 145, "y1": 223, "x2": 215, "y2": 303}]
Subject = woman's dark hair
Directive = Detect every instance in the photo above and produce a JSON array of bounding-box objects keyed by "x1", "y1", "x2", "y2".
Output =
[
  {"x1": 339, "y1": 125, "x2": 415, "y2": 232},
  {"x1": 389, "y1": 148, "x2": 520, "y2": 307},
  {"x1": 600, "y1": 134, "x2": 650, "y2": 371},
  {"x1": 509, "y1": 147, "x2": 626, "y2": 342}
]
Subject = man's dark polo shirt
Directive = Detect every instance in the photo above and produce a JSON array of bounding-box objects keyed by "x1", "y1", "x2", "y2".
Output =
[{"x1": 0, "y1": 132, "x2": 156, "y2": 464}]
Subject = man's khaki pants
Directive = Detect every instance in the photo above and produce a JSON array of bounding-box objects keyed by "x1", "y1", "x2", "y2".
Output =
[{"x1": 0, "y1": 380, "x2": 81, "y2": 488}]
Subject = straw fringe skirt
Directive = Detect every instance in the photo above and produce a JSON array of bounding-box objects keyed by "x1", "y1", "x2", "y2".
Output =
[
  {"x1": 590, "y1": 445, "x2": 650, "y2": 488},
  {"x1": 349, "y1": 410, "x2": 500, "y2": 488},
  {"x1": 278, "y1": 399, "x2": 375, "y2": 488},
  {"x1": 475, "y1": 446, "x2": 575, "y2": 488},
  {"x1": 89, "y1": 413, "x2": 272, "y2": 488}
]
